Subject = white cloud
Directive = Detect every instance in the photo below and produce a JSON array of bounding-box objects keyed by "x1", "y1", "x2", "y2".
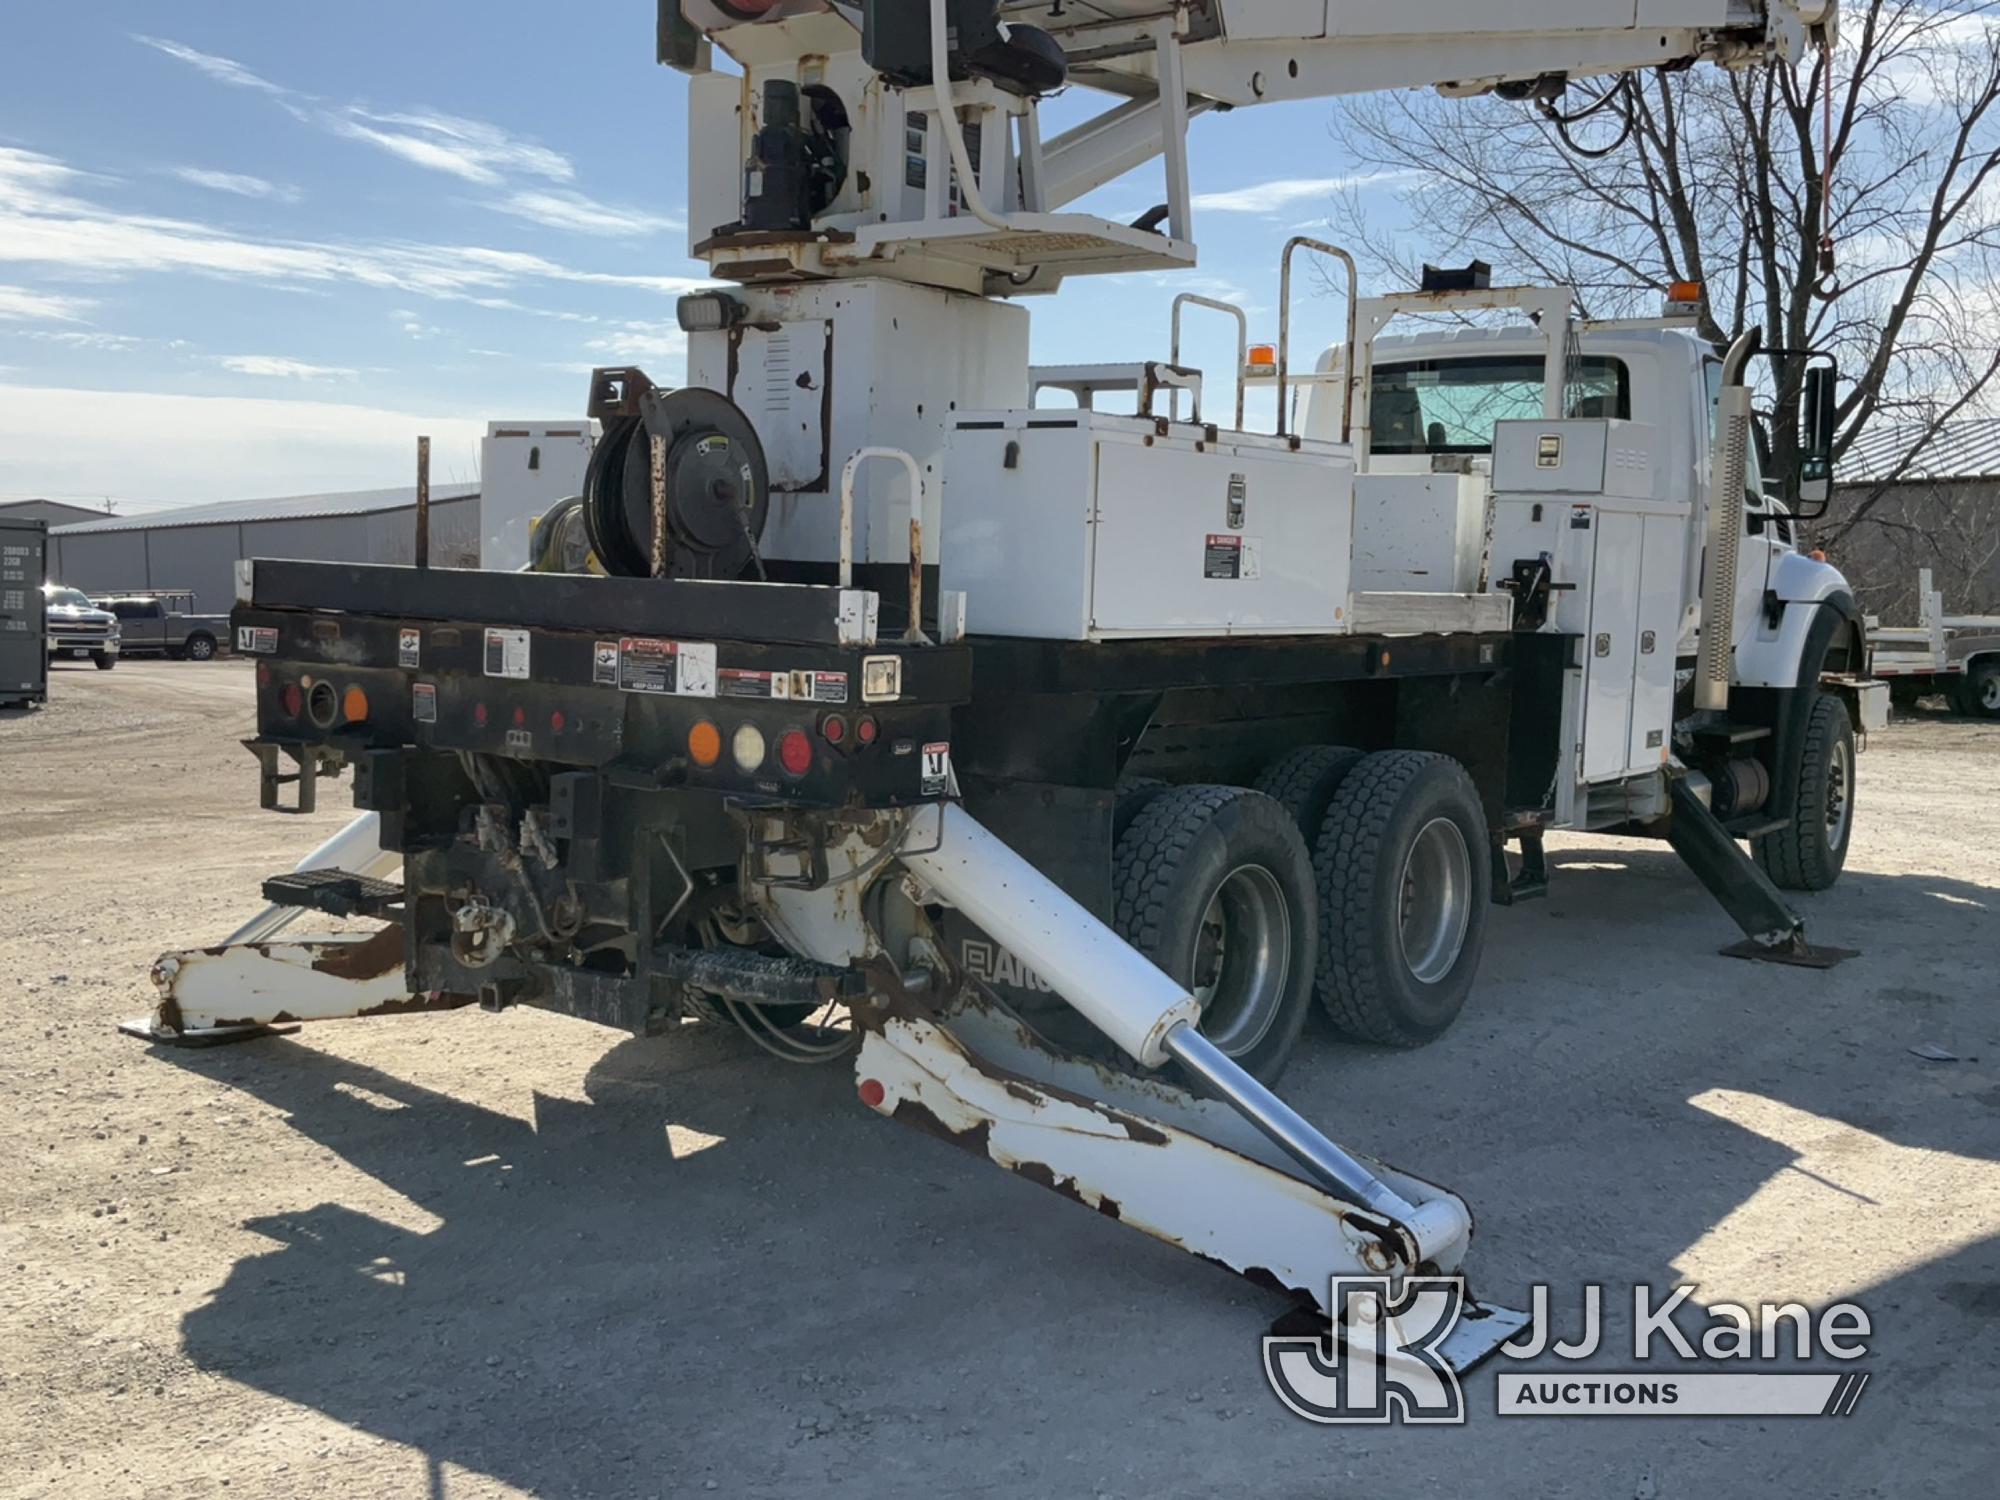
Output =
[
  {"x1": 171, "y1": 167, "x2": 302, "y2": 203},
  {"x1": 582, "y1": 322, "x2": 688, "y2": 366},
  {"x1": 132, "y1": 34, "x2": 287, "y2": 95},
  {"x1": 327, "y1": 107, "x2": 572, "y2": 186},
  {"x1": 487, "y1": 190, "x2": 681, "y2": 238},
  {"x1": 0, "y1": 146, "x2": 706, "y2": 306},
  {"x1": 0, "y1": 283, "x2": 93, "y2": 323},
  {"x1": 0, "y1": 383, "x2": 488, "y2": 506},
  {"x1": 21, "y1": 330, "x2": 141, "y2": 350},
  {"x1": 138, "y1": 33, "x2": 575, "y2": 191},
  {"x1": 217, "y1": 355, "x2": 357, "y2": 380},
  {"x1": 393, "y1": 309, "x2": 441, "y2": 340},
  {"x1": 1192, "y1": 172, "x2": 1410, "y2": 214}
]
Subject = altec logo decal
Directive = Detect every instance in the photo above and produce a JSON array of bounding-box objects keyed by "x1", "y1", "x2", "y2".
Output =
[{"x1": 1265, "y1": 1280, "x2": 1874, "y2": 1425}]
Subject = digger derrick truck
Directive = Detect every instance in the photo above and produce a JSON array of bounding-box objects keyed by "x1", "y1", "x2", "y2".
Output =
[{"x1": 130, "y1": 0, "x2": 1865, "y2": 1371}]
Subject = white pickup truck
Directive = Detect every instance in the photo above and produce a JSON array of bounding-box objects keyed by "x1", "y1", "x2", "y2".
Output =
[{"x1": 41, "y1": 584, "x2": 120, "y2": 670}]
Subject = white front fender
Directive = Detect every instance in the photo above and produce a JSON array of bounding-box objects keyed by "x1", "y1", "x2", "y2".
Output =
[{"x1": 1734, "y1": 552, "x2": 1856, "y2": 689}]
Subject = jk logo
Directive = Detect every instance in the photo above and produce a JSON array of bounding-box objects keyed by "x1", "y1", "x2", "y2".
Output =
[{"x1": 1262, "y1": 1276, "x2": 1468, "y2": 1425}]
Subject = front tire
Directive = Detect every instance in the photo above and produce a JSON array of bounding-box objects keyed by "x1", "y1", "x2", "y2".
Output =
[
  {"x1": 1112, "y1": 786, "x2": 1317, "y2": 1084},
  {"x1": 92, "y1": 652, "x2": 116, "y2": 671},
  {"x1": 184, "y1": 632, "x2": 217, "y2": 661},
  {"x1": 1313, "y1": 752, "x2": 1489, "y2": 1048},
  {"x1": 1753, "y1": 693, "x2": 1854, "y2": 891}
]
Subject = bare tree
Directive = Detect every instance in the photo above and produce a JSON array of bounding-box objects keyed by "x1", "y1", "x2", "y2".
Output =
[{"x1": 1327, "y1": 1, "x2": 2000, "y2": 551}]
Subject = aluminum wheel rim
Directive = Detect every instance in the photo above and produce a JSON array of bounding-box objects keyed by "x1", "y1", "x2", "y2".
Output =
[
  {"x1": 189, "y1": 638, "x2": 213, "y2": 660},
  {"x1": 1825, "y1": 737, "x2": 1852, "y2": 848},
  {"x1": 1190, "y1": 864, "x2": 1291, "y2": 1055},
  {"x1": 1982, "y1": 675, "x2": 2000, "y2": 712},
  {"x1": 1398, "y1": 818, "x2": 1472, "y2": 986}
]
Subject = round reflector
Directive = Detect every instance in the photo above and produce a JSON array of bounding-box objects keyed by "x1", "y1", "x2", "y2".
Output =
[
  {"x1": 821, "y1": 713, "x2": 847, "y2": 745},
  {"x1": 688, "y1": 719, "x2": 723, "y2": 767},
  {"x1": 855, "y1": 715, "x2": 879, "y2": 746},
  {"x1": 732, "y1": 722, "x2": 767, "y2": 772},
  {"x1": 280, "y1": 682, "x2": 303, "y2": 717},
  {"x1": 342, "y1": 686, "x2": 369, "y2": 723},
  {"x1": 778, "y1": 728, "x2": 813, "y2": 777}
]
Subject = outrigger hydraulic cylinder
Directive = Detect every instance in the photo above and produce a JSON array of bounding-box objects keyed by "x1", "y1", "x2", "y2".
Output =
[{"x1": 899, "y1": 804, "x2": 1472, "y2": 1267}]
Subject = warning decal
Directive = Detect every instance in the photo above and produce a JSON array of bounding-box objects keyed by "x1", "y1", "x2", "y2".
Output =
[
  {"x1": 719, "y1": 668, "x2": 789, "y2": 701},
  {"x1": 617, "y1": 637, "x2": 717, "y2": 699},
  {"x1": 398, "y1": 627, "x2": 421, "y2": 669},
  {"x1": 798, "y1": 670, "x2": 849, "y2": 704},
  {"x1": 920, "y1": 741, "x2": 952, "y2": 797},
  {"x1": 237, "y1": 626, "x2": 278, "y2": 655},
  {"x1": 592, "y1": 641, "x2": 620, "y2": 685},
  {"x1": 484, "y1": 628, "x2": 531, "y2": 680},
  {"x1": 1204, "y1": 534, "x2": 1243, "y2": 580},
  {"x1": 412, "y1": 682, "x2": 437, "y2": 723}
]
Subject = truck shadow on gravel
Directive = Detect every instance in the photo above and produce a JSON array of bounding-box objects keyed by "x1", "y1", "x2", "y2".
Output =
[{"x1": 155, "y1": 851, "x2": 2000, "y2": 1497}]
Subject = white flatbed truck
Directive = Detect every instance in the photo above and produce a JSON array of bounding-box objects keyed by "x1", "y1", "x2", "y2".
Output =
[
  {"x1": 123, "y1": 0, "x2": 1858, "y2": 1369},
  {"x1": 1868, "y1": 569, "x2": 2000, "y2": 719}
]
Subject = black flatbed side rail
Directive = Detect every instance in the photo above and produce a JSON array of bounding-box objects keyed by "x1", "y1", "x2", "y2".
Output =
[{"x1": 245, "y1": 559, "x2": 878, "y2": 650}]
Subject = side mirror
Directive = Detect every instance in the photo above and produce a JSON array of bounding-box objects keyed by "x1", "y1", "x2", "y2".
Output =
[{"x1": 1797, "y1": 363, "x2": 1837, "y2": 510}]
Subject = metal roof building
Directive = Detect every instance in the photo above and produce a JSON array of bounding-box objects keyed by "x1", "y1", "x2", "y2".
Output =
[
  {"x1": 0, "y1": 498, "x2": 108, "y2": 528},
  {"x1": 48, "y1": 483, "x2": 481, "y2": 616},
  {"x1": 1839, "y1": 417, "x2": 2000, "y2": 484}
]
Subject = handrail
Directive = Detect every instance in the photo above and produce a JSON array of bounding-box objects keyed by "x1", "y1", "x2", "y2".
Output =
[
  {"x1": 1277, "y1": 236, "x2": 1359, "y2": 443},
  {"x1": 839, "y1": 446, "x2": 931, "y2": 645},
  {"x1": 1170, "y1": 293, "x2": 1248, "y2": 429}
]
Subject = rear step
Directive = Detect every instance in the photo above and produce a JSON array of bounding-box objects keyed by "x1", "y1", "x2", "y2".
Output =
[{"x1": 262, "y1": 867, "x2": 405, "y2": 920}]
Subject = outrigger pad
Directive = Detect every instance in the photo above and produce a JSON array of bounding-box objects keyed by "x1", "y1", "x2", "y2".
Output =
[
  {"x1": 1718, "y1": 937, "x2": 1860, "y2": 970},
  {"x1": 1268, "y1": 1293, "x2": 1534, "y2": 1376},
  {"x1": 116, "y1": 1016, "x2": 301, "y2": 1047}
]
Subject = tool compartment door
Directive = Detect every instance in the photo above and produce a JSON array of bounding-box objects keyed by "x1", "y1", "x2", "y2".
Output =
[
  {"x1": 1629, "y1": 511, "x2": 1687, "y2": 770},
  {"x1": 1089, "y1": 435, "x2": 1353, "y2": 637},
  {"x1": 1582, "y1": 510, "x2": 1643, "y2": 782}
]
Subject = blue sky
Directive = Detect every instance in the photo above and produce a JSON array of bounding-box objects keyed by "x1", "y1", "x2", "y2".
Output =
[{"x1": 0, "y1": 3, "x2": 1398, "y2": 510}]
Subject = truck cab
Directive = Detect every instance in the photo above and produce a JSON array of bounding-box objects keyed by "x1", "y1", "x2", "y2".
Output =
[{"x1": 1298, "y1": 307, "x2": 1876, "y2": 877}]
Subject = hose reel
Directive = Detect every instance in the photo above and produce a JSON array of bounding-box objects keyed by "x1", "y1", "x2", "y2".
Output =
[{"x1": 583, "y1": 384, "x2": 771, "y2": 581}]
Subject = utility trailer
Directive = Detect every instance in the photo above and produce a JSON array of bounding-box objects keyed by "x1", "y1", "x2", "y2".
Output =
[
  {"x1": 126, "y1": 0, "x2": 1853, "y2": 1370},
  {"x1": 1868, "y1": 568, "x2": 2000, "y2": 719}
]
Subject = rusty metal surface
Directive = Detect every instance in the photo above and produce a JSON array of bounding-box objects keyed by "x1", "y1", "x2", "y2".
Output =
[
  {"x1": 142, "y1": 928, "x2": 438, "y2": 1036},
  {"x1": 853, "y1": 1011, "x2": 1448, "y2": 1309}
]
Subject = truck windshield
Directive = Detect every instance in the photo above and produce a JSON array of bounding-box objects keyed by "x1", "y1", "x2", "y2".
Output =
[
  {"x1": 44, "y1": 587, "x2": 94, "y2": 609},
  {"x1": 1371, "y1": 355, "x2": 1629, "y2": 455}
]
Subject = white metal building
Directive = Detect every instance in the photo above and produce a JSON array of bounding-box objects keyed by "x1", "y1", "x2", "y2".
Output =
[{"x1": 48, "y1": 484, "x2": 482, "y2": 615}]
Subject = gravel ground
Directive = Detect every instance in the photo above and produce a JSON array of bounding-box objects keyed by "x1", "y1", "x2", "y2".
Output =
[{"x1": 2, "y1": 658, "x2": 1997, "y2": 1499}]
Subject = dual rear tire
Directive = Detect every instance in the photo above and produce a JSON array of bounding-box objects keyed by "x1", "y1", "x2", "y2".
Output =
[{"x1": 1110, "y1": 749, "x2": 1488, "y2": 1081}]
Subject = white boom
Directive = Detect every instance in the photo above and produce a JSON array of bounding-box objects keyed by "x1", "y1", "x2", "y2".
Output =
[{"x1": 674, "y1": 0, "x2": 1834, "y2": 292}]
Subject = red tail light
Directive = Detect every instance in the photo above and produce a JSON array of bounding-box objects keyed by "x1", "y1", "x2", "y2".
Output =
[
  {"x1": 820, "y1": 713, "x2": 847, "y2": 745},
  {"x1": 855, "y1": 715, "x2": 879, "y2": 746},
  {"x1": 280, "y1": 682, "x2": 303, "y2": 717},
  {"x1": 777, "y1": 728, "x2": 813, "y2": 777}
]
